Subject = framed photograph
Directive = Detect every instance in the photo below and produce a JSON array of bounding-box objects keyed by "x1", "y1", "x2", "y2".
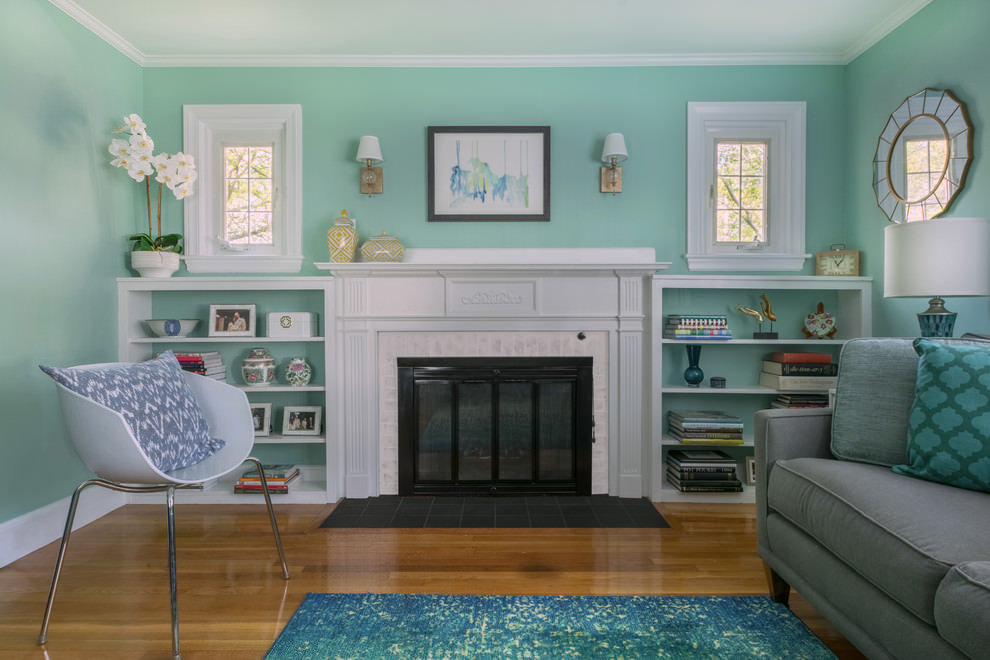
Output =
[
  {"x1": 427, "y1": 126, "x2": 550, "y2": 222},
  {"x1": 282, "y1": 405, "x2": 322, "y2": 436},
  {"x1": 746, "y1": 455, "x2": 757, "y2": 486},
  {"x1": 250, "y1": 402, "x2": 272, "y2": 437},
  {"x1": 209, "y1": 304, "x2": 256, "y2": 337}
]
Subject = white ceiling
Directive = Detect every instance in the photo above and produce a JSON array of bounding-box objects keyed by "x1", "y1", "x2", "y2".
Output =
[{"x1": 53, "y1": 0, "x2": 933, "y2": 67}]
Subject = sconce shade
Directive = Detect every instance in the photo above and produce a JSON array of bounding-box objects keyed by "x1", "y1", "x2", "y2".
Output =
[
  {"x1": 356, "y1": 136, "x2": 383, "y2": 164},
  {"x1": 601, "y1": 133, "x2": 628, "y2": 163},
  {"x1": 884, "y1": 217, "x2": 990, "y2": 298},
  {"x1": 884, "y1": 217, "x2": 990, "y2": 337}
]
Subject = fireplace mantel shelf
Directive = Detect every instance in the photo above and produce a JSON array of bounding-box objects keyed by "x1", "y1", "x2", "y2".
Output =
[{"x1": 315, "y1": 247, "x2": 669, "y2": 277}]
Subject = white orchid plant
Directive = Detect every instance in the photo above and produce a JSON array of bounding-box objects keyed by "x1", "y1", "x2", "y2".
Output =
[{"x1": 109, "y1": 113, "x2": 197, "y2": 253}]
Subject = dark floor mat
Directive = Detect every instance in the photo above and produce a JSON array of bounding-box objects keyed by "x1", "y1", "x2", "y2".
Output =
[{"x1": 320, "y1": 495, "x2": 670, "y2": 528}]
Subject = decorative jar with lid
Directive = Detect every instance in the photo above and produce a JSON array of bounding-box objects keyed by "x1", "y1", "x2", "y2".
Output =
[
  {"x1": 241, "y1": 347, "x2": 276, "y2": 386},
  {"x1": 283, "y1": 357, "x2": 313, "y2": 387},
  {"x1": 360, "y1": 230, "x2": 404, "y2": 262},
  {"x1": 327, "y1": 209, "x2": 357, "y2": 263}
]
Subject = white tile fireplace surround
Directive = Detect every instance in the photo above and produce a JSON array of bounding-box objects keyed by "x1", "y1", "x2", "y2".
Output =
[{"x1": 319, "y1": 248, "x2": 669, "y2": 500}]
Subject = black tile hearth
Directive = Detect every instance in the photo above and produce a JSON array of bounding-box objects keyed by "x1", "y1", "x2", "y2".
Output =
[{"x1": 320, "y1": 495, "x2": 670, "y2": 529}]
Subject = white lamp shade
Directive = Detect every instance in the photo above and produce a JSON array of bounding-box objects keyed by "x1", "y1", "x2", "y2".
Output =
[
  {"x1": 884, "y1": 217, "x2": 990, "y2": 298},
  {"x1": 601, "y1": 133, "x2": 628, "y2": 163},
  {"x1": 356, "y1": 136, "x2": 383, "y2": 164}
]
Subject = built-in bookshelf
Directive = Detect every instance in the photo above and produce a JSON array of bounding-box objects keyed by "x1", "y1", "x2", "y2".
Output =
[
  {"x1": 117, "y1": 277, "x2": 335, "y2": 504},
  {"x1": 651, "y1": 275, "x2": 873, "y2": 502}
]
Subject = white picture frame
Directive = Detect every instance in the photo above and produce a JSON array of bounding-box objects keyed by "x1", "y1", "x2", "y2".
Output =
[
  {"x1": 250, "y1": 402, "x2": 272, "y2": 437},
  {"x1": 209, "y1": 304, "x2": 257, "y2": 337},
  {"x1": 746, "y1": 455, "x2": 757, "y2": 486},
  {"x1": 282, "y1": 405, "x2": 322, "y2": 436}
]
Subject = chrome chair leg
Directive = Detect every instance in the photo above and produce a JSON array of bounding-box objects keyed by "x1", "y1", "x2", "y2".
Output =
[
  {"x1": 246, "y1": 457, "x2": 290, "y2": 579},
  {"x1": 166, "y1": 485, "x2": 180, "y2": 660},
  {"x1": 38, "y1": 479, "x2": 97, "y2": 644}
]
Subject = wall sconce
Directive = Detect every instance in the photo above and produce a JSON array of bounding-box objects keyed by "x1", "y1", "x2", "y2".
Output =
[
  {"x1": 356, "y1": 135, "x2": 383, "y2": 196},
  {"x1": 600, "y1": 133, "x2": 628, "y2": 194}
]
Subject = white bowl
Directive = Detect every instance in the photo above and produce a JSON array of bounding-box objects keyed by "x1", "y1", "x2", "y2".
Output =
[{"x1": 145, "y1": 319, "x2": 199, "y2": 338}]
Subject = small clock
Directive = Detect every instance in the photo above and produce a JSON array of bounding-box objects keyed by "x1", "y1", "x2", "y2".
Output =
[{"x1": 815, "y1": 244, "x2": 860, "y2": 276}]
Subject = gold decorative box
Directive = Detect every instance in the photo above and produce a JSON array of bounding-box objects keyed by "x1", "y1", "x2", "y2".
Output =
[{"x1": 360, "y1": 231, "x2": 404, "y2": 262}]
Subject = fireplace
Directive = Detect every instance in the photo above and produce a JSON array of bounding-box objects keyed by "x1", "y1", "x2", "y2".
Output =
[{"x1": 397, "y1": 357, "x2": 593, "y2": 496}]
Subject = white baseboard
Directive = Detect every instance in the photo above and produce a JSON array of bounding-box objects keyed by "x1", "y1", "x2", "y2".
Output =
[{"x1": 0, "y1": 488, "x2": 126, "y2": 568}]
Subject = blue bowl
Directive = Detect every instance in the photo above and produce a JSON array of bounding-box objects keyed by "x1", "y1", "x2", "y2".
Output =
[{"x1": 145, "y1": 319, "x2": 199, "y2": 338}]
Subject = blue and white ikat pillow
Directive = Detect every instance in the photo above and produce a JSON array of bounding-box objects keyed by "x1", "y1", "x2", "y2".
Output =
[
  {"x1": 893, "y1": 338, "x2": 990, "y2": 493},
  {"x1": 40, "y1": 351, "x2": 225, "y2": 473}
]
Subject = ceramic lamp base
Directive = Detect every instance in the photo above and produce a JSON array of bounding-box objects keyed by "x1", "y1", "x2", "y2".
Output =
[{"x1": 917, "y1": 296, "x2": 957, "y2": 337}]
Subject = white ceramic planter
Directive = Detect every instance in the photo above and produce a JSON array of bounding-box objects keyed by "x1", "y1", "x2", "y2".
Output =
[{"x1": 131, "y1": 250, "x2": 180, "y2": 278}]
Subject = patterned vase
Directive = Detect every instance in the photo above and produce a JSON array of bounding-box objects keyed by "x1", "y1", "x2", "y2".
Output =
[
  {"x1": 327, "y1": 210, "x2": 357, "y2": 263},
  {"x1": 283, "y1": 357, "x2": 313, "y2": 387},
  {"x1": 360, "y1": 231, "x2": 404, "y2": 262},
  {"x1": 241, "y1": 347, "x2": 276, "y2": 386}
]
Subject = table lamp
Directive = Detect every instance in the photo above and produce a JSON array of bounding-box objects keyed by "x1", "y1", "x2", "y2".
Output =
[{"x1": 884, "y1": 217, "x2": 990, "y2": 337}]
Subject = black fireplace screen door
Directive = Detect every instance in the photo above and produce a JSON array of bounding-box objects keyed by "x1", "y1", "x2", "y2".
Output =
[{"x1": 397, "y1": 358, "x2": 592, "y2": 496}]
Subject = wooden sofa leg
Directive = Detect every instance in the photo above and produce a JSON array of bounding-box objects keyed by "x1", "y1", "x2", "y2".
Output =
[{"x1": 764, "y1": 563, "x2": 791, "y2": 605}]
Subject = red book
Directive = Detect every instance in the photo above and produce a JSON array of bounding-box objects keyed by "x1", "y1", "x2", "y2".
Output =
[{"x1": 767, "y1": 351, "x2": 833, "y2": 364}]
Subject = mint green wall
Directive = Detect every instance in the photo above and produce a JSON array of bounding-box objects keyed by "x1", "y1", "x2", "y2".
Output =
[
  {"x1": 141, "y1": 65, "x2": 847, "y2": 275},
  {"x1": 2, "y1": 0, "x2": 985, "y2": 528},
  {"x1": 847, "y1": 0, "x2": 990, "y2": 337},
  {"x1": 0, "y1": 1, "x2": 141, "y2": 522}
]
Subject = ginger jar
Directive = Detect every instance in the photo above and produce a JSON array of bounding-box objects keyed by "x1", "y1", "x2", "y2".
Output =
[
  {"x1": 283, "y1": 357, "x2": 313, "y2": 387},
  {"x1": 241, "y1": 347, "x2": 276, "y2": 386},
  {"x1": 360, "y1": 230, "x2": 404, "y2": 262},
  {"x1": 327, "y1": 209, "x2": 357, "y2": 263}
]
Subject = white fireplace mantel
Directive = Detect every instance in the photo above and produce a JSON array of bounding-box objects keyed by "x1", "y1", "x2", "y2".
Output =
[{"x1": 321, "y1": 248, "x2": 670, "y2": 499}]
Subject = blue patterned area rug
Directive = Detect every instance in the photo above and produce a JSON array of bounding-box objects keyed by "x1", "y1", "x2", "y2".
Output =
[{"x1": 265, "y1": 593, "x2": 836, "y2": 659}]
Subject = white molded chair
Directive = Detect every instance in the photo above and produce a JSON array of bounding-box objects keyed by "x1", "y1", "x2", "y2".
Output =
[{"x1": 38, "y1": 364, "x2": 290, "y2": 660}]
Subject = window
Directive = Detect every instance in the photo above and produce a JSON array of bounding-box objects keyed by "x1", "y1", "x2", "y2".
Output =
[
  {"x1": 716, "y1": 141, "x2": 767, "y2": 244},
  {"x1": 183, "y1": 105, "x2": 302, "y2": 273},
  {"x1": 686, "y1": 102, "x2": 806, "y2": 271},
  {"x1": 904, "y1": 138, "x2": 948, "y2": 221}
]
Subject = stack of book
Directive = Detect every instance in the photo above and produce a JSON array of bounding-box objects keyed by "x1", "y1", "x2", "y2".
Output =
[
  {"x1": 667, "y1": 409, "x2": 744, "y2": 445},
  {"x1": 234, "y1": 464, "x2": 300, "y2": 494},
  {"x1": 666, "y1": 449, "x2": 743, "y2": 493},
  {"x1": 663, "y1": 315, "x2": 732, "y2": 340},
  {"x1": 771, "y1": 393, "x2": 830, "y2": 409},
  {"x1": 173, "y1": 351, "x2": 226, "y2": 381},
  {"x1": 759, "y1": 351, "x2": 837, "y2": 391}
]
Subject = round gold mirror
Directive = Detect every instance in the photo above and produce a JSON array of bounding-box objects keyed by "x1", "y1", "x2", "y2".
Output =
[{"x1": 873, "y1": 88, "x2": 973, "y2": 223}]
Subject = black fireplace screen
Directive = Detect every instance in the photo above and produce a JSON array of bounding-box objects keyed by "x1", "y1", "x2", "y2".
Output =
[{"x1": 397, "y1": 358, "x2": 593, "y2": 496}]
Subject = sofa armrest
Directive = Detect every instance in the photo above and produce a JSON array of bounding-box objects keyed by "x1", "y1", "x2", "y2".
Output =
[{"x1": 754, "y1": 408, "x2": 834, "y2": 552}]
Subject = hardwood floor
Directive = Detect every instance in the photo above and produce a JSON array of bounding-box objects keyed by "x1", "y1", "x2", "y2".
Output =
[{"x1": 0, "y1": 501, "x2": 865, "y2": 659}]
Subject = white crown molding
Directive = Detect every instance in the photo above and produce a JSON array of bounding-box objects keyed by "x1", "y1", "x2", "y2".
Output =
[
  {"x1": 141, "y1": 52, "x2": 846, "y2": 68},
  {"x1": 48, "y1": 0, "x2": 145, "y2": 65},
  {"x1": 840, "y1": 0, "x2": 933, "y2": 64}
]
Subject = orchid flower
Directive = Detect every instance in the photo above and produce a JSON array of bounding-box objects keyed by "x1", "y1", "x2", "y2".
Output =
[{"x1": 109, "y1": 113, "x2": 196, "y2": 251}]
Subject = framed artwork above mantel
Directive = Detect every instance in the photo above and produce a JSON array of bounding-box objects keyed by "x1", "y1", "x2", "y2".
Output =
[{"x1": 427, "y1": 126, "x2": 550, "y2": 222}]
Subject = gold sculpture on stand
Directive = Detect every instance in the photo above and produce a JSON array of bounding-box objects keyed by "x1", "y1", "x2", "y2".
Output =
[{"x1": 738, "y1": 293, "x2": 778, "y2": 339}]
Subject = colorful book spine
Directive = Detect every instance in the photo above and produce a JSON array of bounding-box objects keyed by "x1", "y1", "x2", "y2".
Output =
[
  {"x1": 766, "y1": 351, "x2": 833, "y2": 364},
  {"x1": 762, "y1": 360, "x2": 838, "y2": 376}
]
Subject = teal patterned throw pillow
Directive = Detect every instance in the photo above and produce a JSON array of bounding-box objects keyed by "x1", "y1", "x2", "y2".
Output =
[{"x1": 893, "y1": 338, "x2": 990, "y2": 492}]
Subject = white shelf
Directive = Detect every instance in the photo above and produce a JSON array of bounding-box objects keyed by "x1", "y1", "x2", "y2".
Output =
[
  {"x1": 132, "y1": 336, "x2": 324, "y2": 343},
  {"x1": 118, "y1": 277, "x2": 336, "y2": 504},
  {"x1": 255, "y1": 434, "x2": 326, "y2": 445},
  {"x1": 652, "y1": 274, "x2": 872, "y2": 503}
]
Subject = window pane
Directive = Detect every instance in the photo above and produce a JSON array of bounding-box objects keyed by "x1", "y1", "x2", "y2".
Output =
[
  {"x1": 715, "y1": 141, "x2": 766, "y2": 244},
  {"x1": 223, "y1": 144, "x2": 274, "y2": 246}
]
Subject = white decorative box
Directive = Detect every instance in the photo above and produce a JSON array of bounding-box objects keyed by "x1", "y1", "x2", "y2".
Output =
[{"x1": 267, "y1": 312, "x2": 317, "y2": 338}]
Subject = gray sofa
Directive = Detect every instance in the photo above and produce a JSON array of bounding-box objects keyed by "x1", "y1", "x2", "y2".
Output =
[{"x1": 755, "y1": 337, "x2": 990, "y2": 660}]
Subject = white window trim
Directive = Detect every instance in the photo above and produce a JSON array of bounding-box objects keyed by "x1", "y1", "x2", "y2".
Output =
[
  {"x1": 686, "y1": 101, "x2": 808, "y2": 271},
  {"x1": 183, "y1": 104, "x2": 303, "y2": 273}
]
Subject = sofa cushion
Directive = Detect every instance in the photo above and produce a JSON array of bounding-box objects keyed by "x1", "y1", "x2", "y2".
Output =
[
  {"x1": 767, "y1": 457, "x2": 990, "y2": 625},
  {"x1": 40, "y1": 351, "x2": 225, "y2": 473},
  {"x1": 935, "y1": 562, "x2": 990, "y2": 660},
  {"x1": 830, "y1": 338, "x2": 918, "y2": 466},
  {"x1": 892, "y1": 338, "x2": 990, "y2": 493}
]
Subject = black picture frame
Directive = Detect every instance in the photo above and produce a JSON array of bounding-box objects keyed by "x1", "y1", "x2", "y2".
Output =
[{"x1": 427, "y1": 126, "x2": 550, "y2": 222}]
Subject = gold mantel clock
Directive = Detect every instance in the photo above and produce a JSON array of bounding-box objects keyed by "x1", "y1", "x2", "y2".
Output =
[{"x1": 815, "y1": 244, "x2": 860, "y2": 276}]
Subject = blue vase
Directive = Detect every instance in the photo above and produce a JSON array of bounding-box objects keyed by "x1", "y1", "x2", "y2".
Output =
[{"x1": 684, "y1": 345, "x2": 704, "y2": 387}]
